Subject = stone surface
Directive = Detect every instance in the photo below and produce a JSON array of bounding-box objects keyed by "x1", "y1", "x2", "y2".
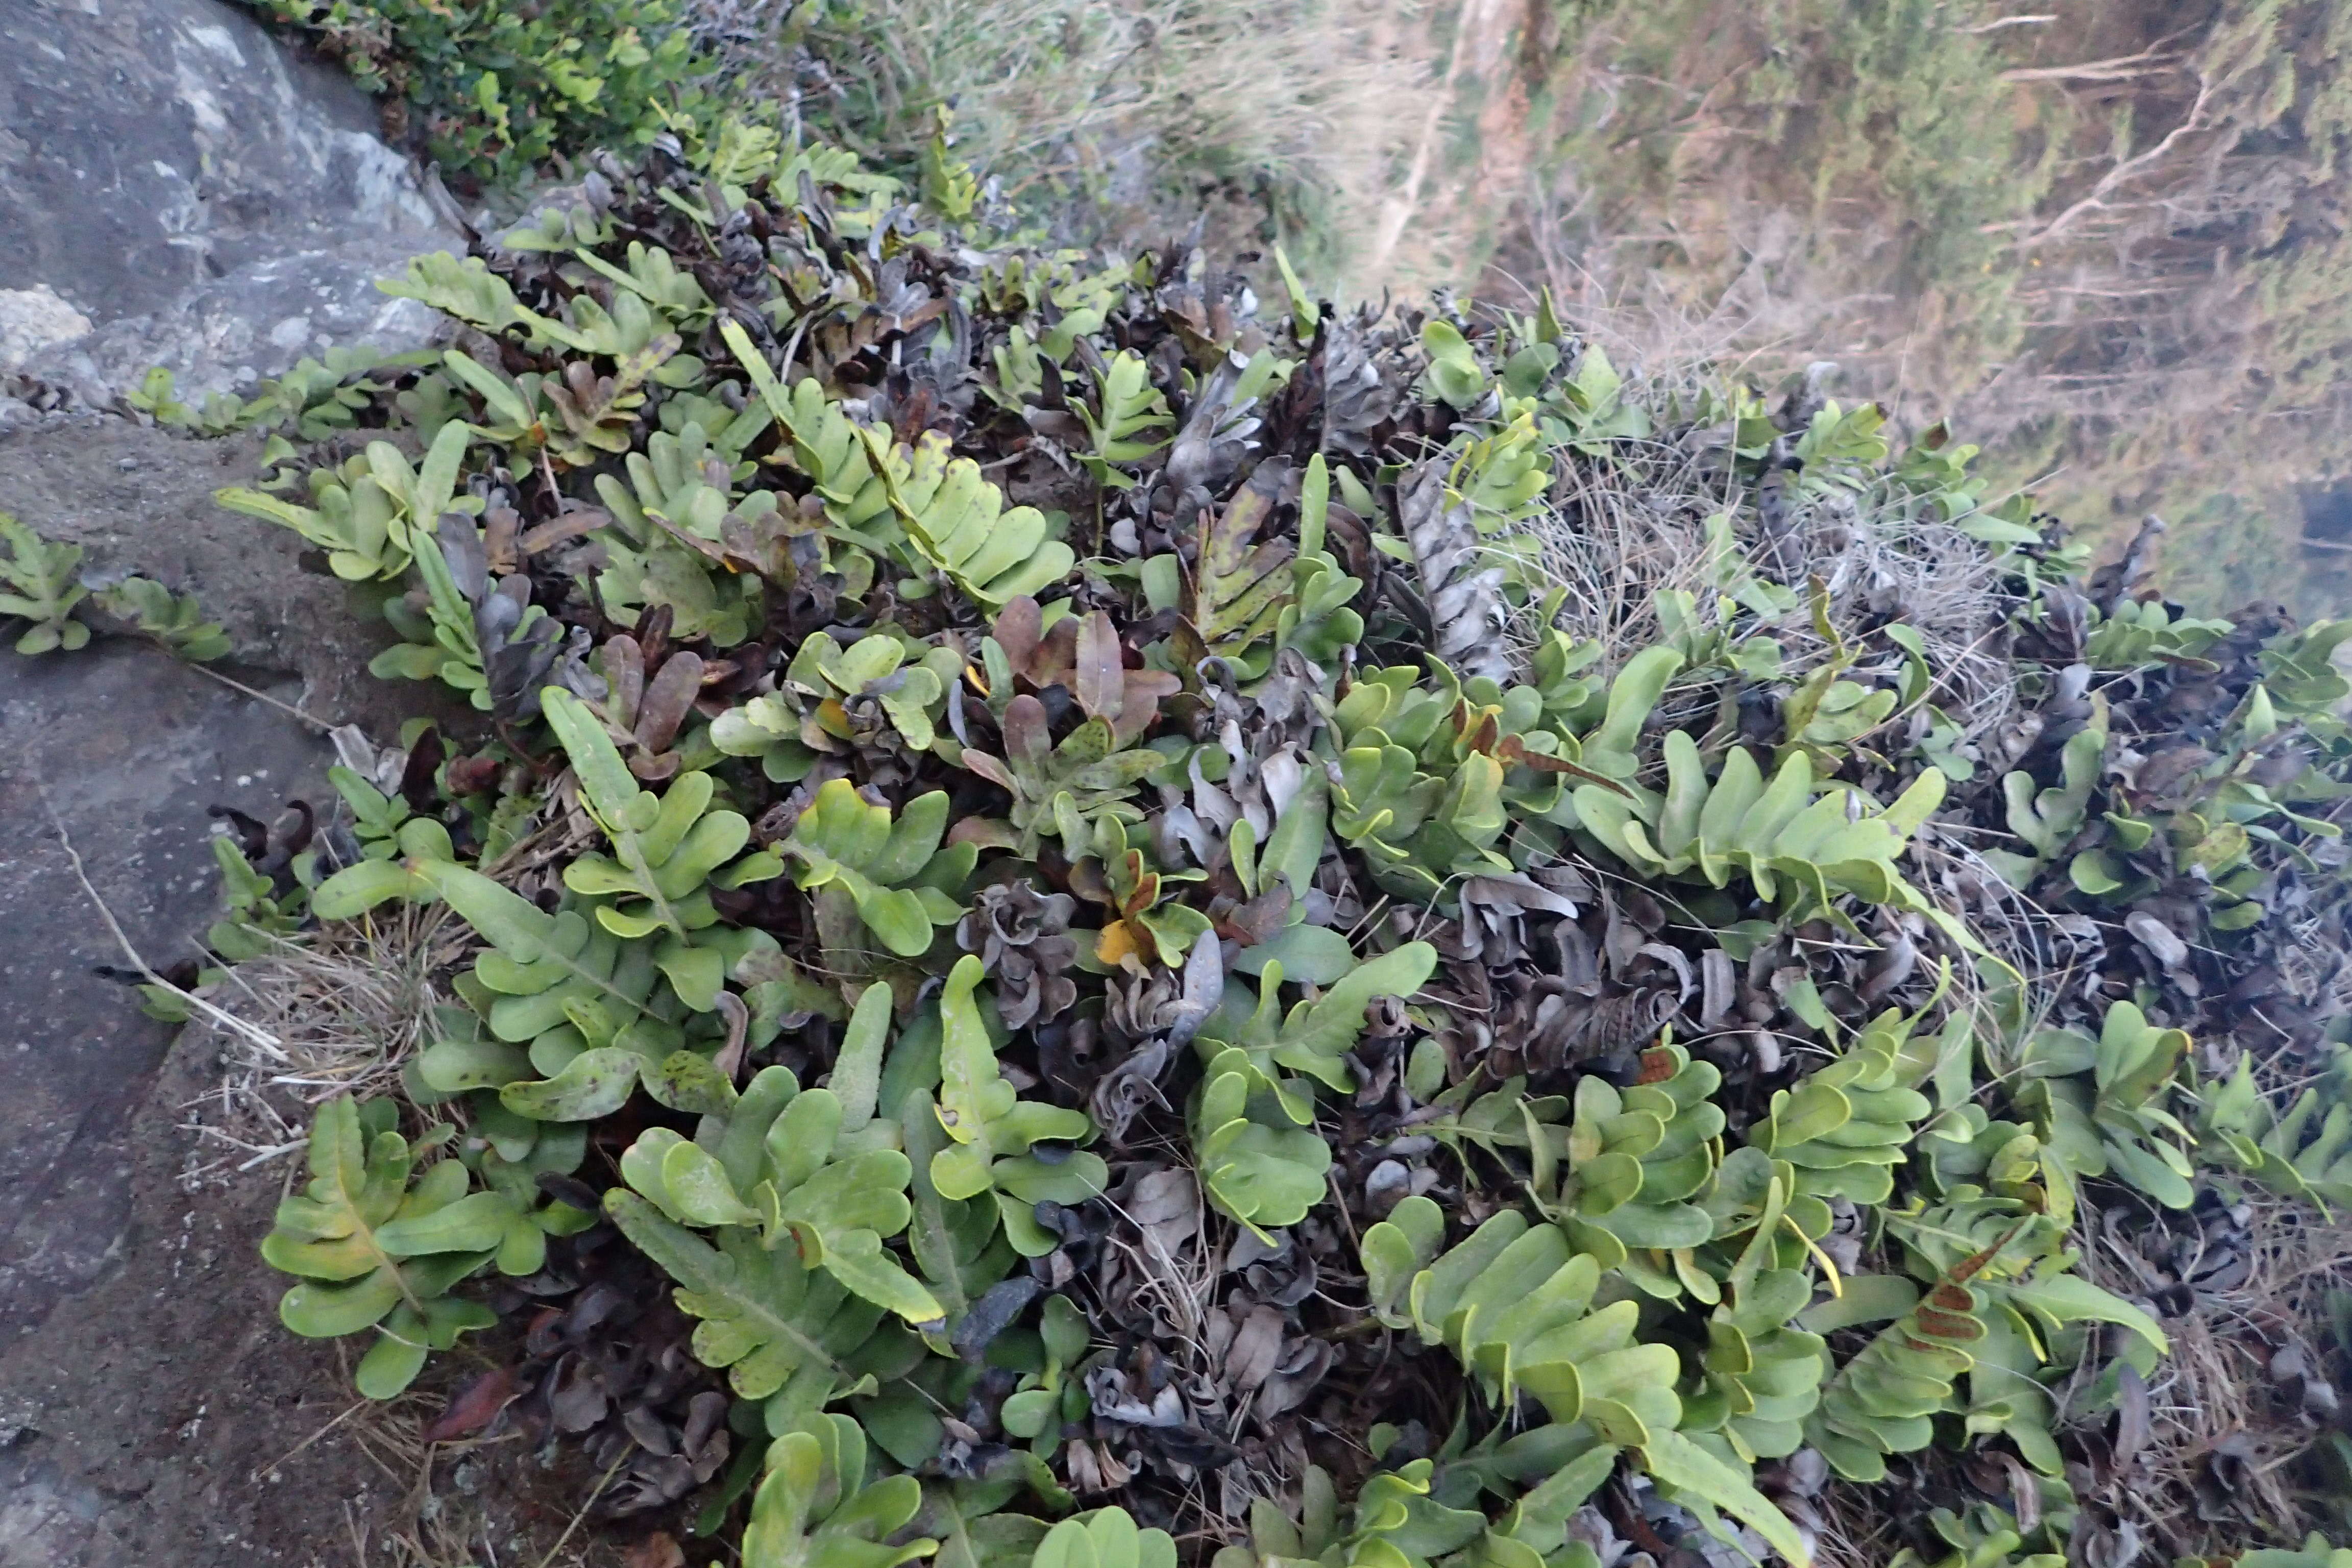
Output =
[
  {"x1": 0, "y1": 457, "x2": 386, "y2": 1566},
  {"x1": 0, "y1": 0, "x2": 465, "y2": 402},
  {"x1": 0, "y1": 418, "x2": 425, "y2": 728},
  {"x1": 0, "y1": 0, "x2": 472, "y2": 1376},
  {"x1": 0, "y1": 416, "x2": 500, "y2": 1565},
  {"x1": 0, "y1": 642, "x2": 332, "y2": 1340},
  {"x1": 0, "y1": 8, "x2": 523, "y2": 1561},
  {"x1": 0, "y1": 586, "x2": 546, "y2": 1568},
  {"x1": 0, "y1": 408, "x2": 486, "y2": 1334},
  {"x1": 0, "y1": 910, "x2": 383, "y2": 1568},
  {"x1": 0, "y1": 286, "x2": 90, "y2": 373}
]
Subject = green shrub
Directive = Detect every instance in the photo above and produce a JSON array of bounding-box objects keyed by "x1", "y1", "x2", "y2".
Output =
[{"x1": 243, "y1": 0, "x2": 738, "y2": 194}]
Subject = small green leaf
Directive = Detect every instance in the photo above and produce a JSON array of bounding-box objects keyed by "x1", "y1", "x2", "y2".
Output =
[
  {"x1": 500, "y1": 1046, "x2": 643, "y2": 1120},
  {"x1": 1639, "y1": 1429, "x2": 1809, "y2": 1568},
  {"x1": 1232, "y1": 924, "x2": 1355, "y2": 984},
  {"x1": 313, "y1": 858, "x2": 433, "y2": 918}
]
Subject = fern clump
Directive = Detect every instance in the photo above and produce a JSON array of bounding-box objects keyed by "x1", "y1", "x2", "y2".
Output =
[{"x1": 93, "y1": 113, "x2": 2351, "y2": 1568}]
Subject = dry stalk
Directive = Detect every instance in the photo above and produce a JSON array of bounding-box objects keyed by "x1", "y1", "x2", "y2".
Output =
[{"x1": 1807, "y1": 1479, "x2": 1903, "y2": 1568}]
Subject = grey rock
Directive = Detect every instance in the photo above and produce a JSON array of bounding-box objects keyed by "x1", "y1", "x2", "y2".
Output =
[
  {"x1": 0, "y1": 0, "x2": 465, "y2": 402},
  {"x1": 30, "y1": 241, "x2": 454, "y2": 405},
  {"x1": 0, "y1": 7, "x2": 491, "y2": 1554},
  {"x1": 0, "y1": 419, "x2": 424, "y2": 730},
  {"x1": 0, "y1": 640, "x2": 332, "y2": 1341},
  {"x1": 0, "y1": 410, "x2": 487, "y2": 1350},
  {"x1": 0, "y1": 286, "x2": 91, "y2": 373},
  {"x1": 0, "y1": 915, "x2": 366, "y2": 1568},
  {"x1": 0, "y1": 400, "x2": 460, "y2": 1568}
]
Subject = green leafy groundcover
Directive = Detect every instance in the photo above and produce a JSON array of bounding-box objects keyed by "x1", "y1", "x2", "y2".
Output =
[
  {"x1": 106, "y1": 117, "x2": 2352, "y2": 1568},
  {"x1": 238, "y1": 0, "x2": 737, "y2": 194}
]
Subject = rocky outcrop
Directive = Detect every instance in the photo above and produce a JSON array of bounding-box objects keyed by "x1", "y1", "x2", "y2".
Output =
[
  {"x1": 0, "y1": 419, "x2": 426, "y2": 725},
  {"x1": 0, "y1": 0, "x2": 465, "y2": 406},
  {"x1": 0, "y1": 0, "x2": 469, "y2": 1384}
]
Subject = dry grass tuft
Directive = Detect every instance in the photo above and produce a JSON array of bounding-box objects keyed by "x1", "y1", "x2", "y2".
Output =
[
  {"x1": 690, "y1": 0, "x2": 1443, "y2": 277},
  {"x1": 2076, "y1": 1190, "x2": 2352, "y2": 1558},
  {"x1": 177, "y1": 902, "x2": 465, "y2": 1183},
  {"x1": 1511, "y1": 355, "x2": 2017, "y2": 762},
  {"x1": 1807, "y1": 1478, "x2": 1905, "y2": 1568}
]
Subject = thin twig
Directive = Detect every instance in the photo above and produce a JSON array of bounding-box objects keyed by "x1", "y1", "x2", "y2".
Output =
[
  {"x1": 532, "y1": 1453, "x2": 629, "y2": 1568},
  {"x1": 42, "y1": 793, "x2": 287, "y2": 1054},
  {"x1": 1954, "y1": 13, "x2": 2053, "y2": 33},
  {"x1": 181, "y1": 659, "x2": 338, "y2": 731},
  {"x1": 252, "y1": 1398, "x2": 373, "y2": 1482}
]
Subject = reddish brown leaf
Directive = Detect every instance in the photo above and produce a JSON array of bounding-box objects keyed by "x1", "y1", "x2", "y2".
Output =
[
  {"x1": 992, "y1": 597, "x2": 1043, "y2": 670},
  {"x1": 423, "y1": 1367, "x2": 519, "y2": 1443},
  {"x1": 518, "y1": 505, "x2": 611, "y2": 557},
  {"x1": 890, "y1": 381, "x2": 940, "y2": 446},
  {"x1": 602, "y1": 634, "x2": 646, "y2": 729},
  {"x1": 1002, "y1": 694, "x2": 1052, "y2": 769},
  {"x1": 624, "y1": 1532, "x2": 685, "y2": 1568},
  {"x1": 1110, "y1": 667, "x2": 1180, "y2": 746},
  {"x1": 1218, "y1": 883, "x2": 1293, "y2": 947},
  {"x1": 447, "y1": 752, "x2": 503, "y2": 797},
  {"x1": 1459, "y1": 705, "x2": 1500, "y2": 757},
  {"x1": 1066, "y1": 856, "x2": 1115, "y2": 908},
  {"x1": 635, "y1": 651, "x2": 705, "y2": 753},
  {"x1": 960, "y1": 752, "x2": 1016, "y2": 792},
  {"x1": 636, "y1": 603, "x2": 674, "y2": 670},
  {"x1": 1116, "y1": 855, "x2": 1161, "y2": 921},
  {"x1": 1074, "y1": 611, "x2": 1124, "y2": 723},
  {"x1": 482, "y1": 505, "x2": 521, "y2": 574},
  {"x1": 1029, "y1": 616, "x2": 1079, "y2": 688},
  {"x1": 946, "y1": 815, "x2": 1019, "y2": 849}
]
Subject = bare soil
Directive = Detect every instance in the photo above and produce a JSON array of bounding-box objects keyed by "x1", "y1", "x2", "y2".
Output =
[{"x1": 0, "y1": 1020, "x2": 394, "y2": 1568}]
